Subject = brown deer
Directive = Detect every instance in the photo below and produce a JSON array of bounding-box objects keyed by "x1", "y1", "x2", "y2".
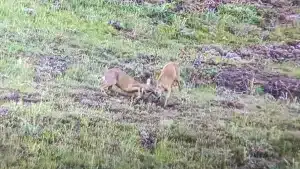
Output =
[
  {"x1": 100, "y1": 68, "x2": 154, "y2": 104},
  {"x1": 155, "y1": 62, "x2": 182, "y2": 107}
]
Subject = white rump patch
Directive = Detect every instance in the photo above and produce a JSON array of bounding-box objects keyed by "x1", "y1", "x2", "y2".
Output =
[
  {"x1": 102, "y1": 76, "x2": 106, "y2": 82},
  {"x1": 146, "y1": 78, "x2": 151, "y2": 85}
]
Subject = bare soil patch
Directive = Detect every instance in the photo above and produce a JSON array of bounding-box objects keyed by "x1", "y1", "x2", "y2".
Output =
[
  {"x1": 34, "y1": 55, "x2": 70, "y2": 83},
  {"x1": 181, "y1": 41, "x2": 300, "y2": 100},
  {"x1": 192, "y1": 41, "x2": 300, "y2": 64},
  {"x1": 0, "y1": 88, "x2": 45, "y2": 104},
  {"x1": 236, "y1": 40, "x2": 300, "y2": 62},
  {"x1": 62, "y1": 84, "x2": 203, "y2": 126},
  {"x1": 216, "y1": 67, "x2": 300, "y2": 100}
]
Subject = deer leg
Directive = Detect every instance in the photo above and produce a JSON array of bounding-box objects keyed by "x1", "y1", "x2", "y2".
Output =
[
  {"x1": 176, "y1": 79, "x2": 182, "y2": 91},
  {"x1": 122, "y1": 85, "x2": 141, "y2": 93},
  {"x1": 164, "y1": 87, "x2": 171, "y2": 107},
  {"x1": 100, "y1": 83, "x2": 113, "y2": 96},
  {"x1": 131, "y1": 83, "x2": 148, "y2": 96},
  {"x1": 134, "y1": 87, "x2": 143, "y2": 104},
  {"x1": 100, "y1": 83, "x2": 108, "y2": 91},
  {"x1": 137, "y1": 87, "x2": 141, "y2": 98},
  {"x1": 134, "y1": 87, "x2": 147, "y2": 104},
  {"x1": 171, "y1": 80, "x2": 181, "y2": 92},
  {"x1": 113, "y1": 88, "x2": 136, "y2": 97},
  {"x1": 175, "y1": 65, "x2": 182, "y2": 91},
  {"x1": 122, "y1": 86, "x2": 143, "y2": 104},
  {"x1": 100, "y1": 76, "x2": 117, "y2": 95},
  {"x1": 140, "y1": 84, "x2": 158, "y2": 97},
  {"x1": 130, "y1": 95, "x2": 134, "y2": 107},
  {"x1": 141, "y1": 87, "x2": 145, "y2": 96}
]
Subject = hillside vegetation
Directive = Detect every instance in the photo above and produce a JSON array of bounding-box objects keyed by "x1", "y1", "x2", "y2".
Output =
[{"x1": 1, "y1": 0, "x2": 300, "y2": 168}]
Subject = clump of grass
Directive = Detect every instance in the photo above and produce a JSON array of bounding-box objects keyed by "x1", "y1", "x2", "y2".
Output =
[
  {"x1": 217, "y1": 4, "x2": 262, "y2": 25},
  {"x1": 0, "y1": 57, "x2": 34, "y2": 92}
]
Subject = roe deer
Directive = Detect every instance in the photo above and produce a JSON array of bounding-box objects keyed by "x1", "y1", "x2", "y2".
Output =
[
  {"x1": 155, "y1": 62, "x2": 181, "y2": 107},
  {"x1": 100, "y1": 68, "x2": 153, "y2": 104}
]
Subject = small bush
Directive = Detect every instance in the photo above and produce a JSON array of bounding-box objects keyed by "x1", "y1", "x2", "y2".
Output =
[{"x1": 217, "y1": 4, "x2": 262, "y2": 25}]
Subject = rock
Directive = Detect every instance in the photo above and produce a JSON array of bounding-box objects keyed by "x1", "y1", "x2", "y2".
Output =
[
  {"x1": 174, "y1": 1, "x2": 184, "y2": 12},
  {"x1": 292, "y1": 0, "x2": 300, "y2": 6},
  {"x1": 24, "y1": 8, "x2": 36, "y2": 16},
  {"x1": 224, "y1": 52, "x2": 241, "y2": 61},
  {"x1": 139, "y1": 127, "x2": 156, "y2": 151},
  {"x1": 0, "y1": 91, "x2": 20, "y2": 102},
  {"x1": 52, "y1": 0, "x2": 61, "y2": 10},
  {"x1": 239, "y1": 48, "x2": 252, "y2": 58},
  {"x1": 199, "y1": 44, "x2": 226, "y2": 56},
  {"x1": 135, "y1": 0, "x2": 144, "y2": 4},
  {"x1": 286, "y1": 14, "x2": 300, "y2": 22},
  {"x1": 179, "y1": 27, "x2": 195, "y2": 38},
  {"x1": 293, "y1": 49, "x2": 300, "y2": 57},
  {"x1": 220, "y1": 100, "x2": 245, "y2": 109},
  {"x1": 80, "y1": 98, "x2": 101, "y2": 108},
  {"x1": 261, "y1": 31, "x2": 270, "y2": 41},
  {"x1": 224, "y1": 52, "x2": 239, "y2": 58},
  {"x1": 0, "y1": 107, "x2": 9, "y2": 116},
  {"x1": 193, "y1": 54, "x2": 203, "y2": 68},
  {"x1": 108, "y1": 20, "x2": 123, "y2": 31},
  {"x1": 159, "y1": 119, "x2": 174, "y2": 128}
]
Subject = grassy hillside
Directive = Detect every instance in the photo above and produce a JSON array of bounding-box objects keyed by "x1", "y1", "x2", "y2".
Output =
[{"x1": 1, "y1": 0, "x2": 300, "y2": 168}]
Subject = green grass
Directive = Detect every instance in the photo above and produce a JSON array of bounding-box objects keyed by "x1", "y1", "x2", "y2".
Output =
[
  {"x1": 1, "y1": 0, "x2": 300, "y2": 168},
  {"x1": 269, "y1": 62, "x2": 300, "y2": 79},
  {"x1": 0, "y1": 57, "x2": 34, "y2": 92}
]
